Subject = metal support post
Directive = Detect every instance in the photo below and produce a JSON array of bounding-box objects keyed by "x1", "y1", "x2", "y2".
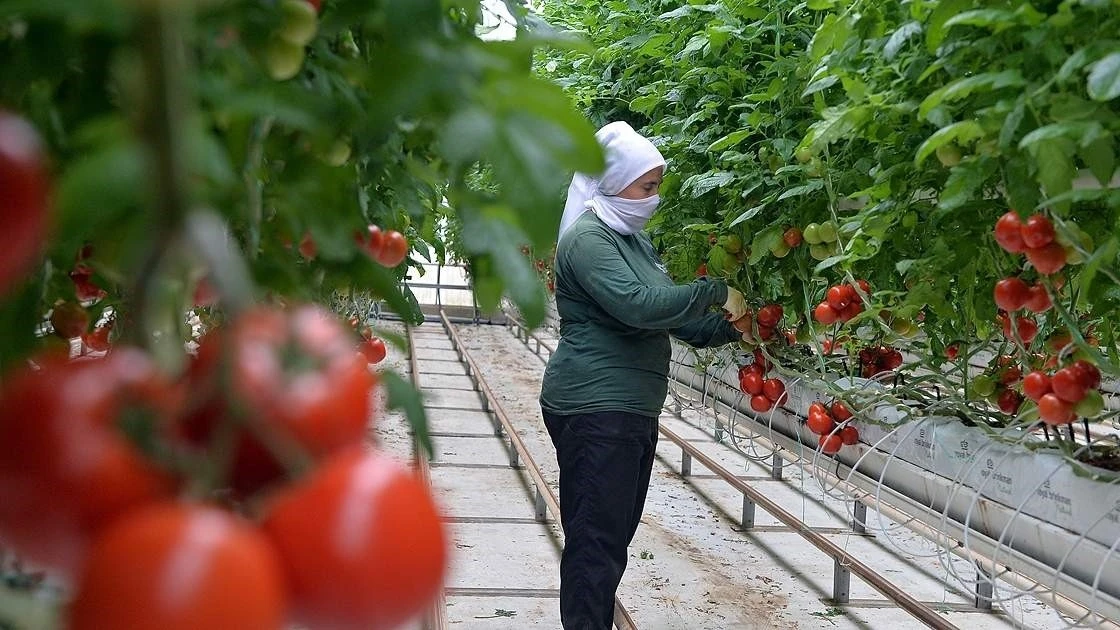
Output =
[
  {"x1": 741, "y1": 496, "x2": 756, "y2": 530},
  {"x1": 509, "y1": 443, "x2": 520, "y2": 468},
  {"x1": 771, "y1": 452, "x2": 784, "y2": 480},
  {"x1": 851, "y1": 500, "x2": 867, "y2": 534},
  {"x1": 681, "y1": 451, "x2": 692, "y2": 477},
  {"x1": 832, "y1": 558, "x2": 851, "y2": 604},
  {"x1": 534, "y1": 488, "x2": 548, "y2": 521},
  {"x1": 975, "y1": 563, "x2": 994, "y2": 610}
]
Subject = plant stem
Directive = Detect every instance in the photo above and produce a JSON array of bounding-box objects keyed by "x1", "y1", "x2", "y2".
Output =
[
  {"x1": 244, "y1": 116, "x2": 275, "y2": 259},
  {"x1": 128, "y1": 2, "x2": 194, "y2": 347}
]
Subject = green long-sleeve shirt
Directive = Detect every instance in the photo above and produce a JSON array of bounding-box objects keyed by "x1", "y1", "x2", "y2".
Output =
[{"x1": 539, "y1": 211, "x2": 742, "y2": 418}]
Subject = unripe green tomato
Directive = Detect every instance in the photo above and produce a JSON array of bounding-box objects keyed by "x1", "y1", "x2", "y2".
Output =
[
  {"x1": 901, "y1": 211, "x2": 918, "y2": 229},
  {"x1": 265, "y1": 37, "x2": 306, "y2": 81},
  {"x1": 770, "y1": 240, "x2": 791, "y2": 258},
  {"x1": 969, "y1": 375, "x2": 996, "y2": 399},
  {"x1": 809, "y1": 243, "x2": 831, "y2": 261},
  {"x1": 803, "y1": 223, "x2": 823, "y2": 245},
  {"x1": 720, "y1": 234, "x2": 742, "y2": 254},
  {"x1": 1074, "y1": 389, "x2": 1104, "y2": 417},
  {"x1": 795, "y1": 147, "x2": 813, "y2": 164},
  {"x1": 321, "y1": 139, "x2": 351, "y2": 167},
  {"x1": 935, "y1": 144, "x2": 962, "y2": 167},
  {"x1": 278, "y1": 0, "x2": 319, "y2": 47},
  {"x1": 817, "y1": 220, "x2": 838, "y2": 243}
]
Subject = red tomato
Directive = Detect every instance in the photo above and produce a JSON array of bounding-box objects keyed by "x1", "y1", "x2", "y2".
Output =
[
  {"x1": 1023, "y1": 284, "x2": 1051, "y2": 313},
  {"x1": 180, "y1": 304, "x2": 376, "y2": 497},
  {"x1": 757, "y1": 304, "x2": 783, "y2": 328},
  {"x1": 357, "y1": 224, "x2": 384, "y2": 259},
  {"x1": 855, "y1": 278, "x2": 871, "y2": 295},
  {"x1": 826, "y1": 285, "x2": 850, "y2": 310},
  {"x1": 1069, "y1": 359, "x2": 1101, "y2": 389},
  {"x1": 993, "y1": 211, "x2": 1025, "y2": 253},
  {"x1": 1014, "y1": 316, "x2": 1038, "y2": 345},
  {"x1": 750, "y1": 394, "x2": 773, "y2": 413},
  {"x1": 695, "y1": 263, "x2": 708, "y2": 277},
  {"x1": 1022, "y1": 371, "x2": 1052, "y2": 402},
  {"x1": 746, "y1": 362, "x2": 765, "y2": 377},
  {"x1": 298, "y1": 231, "x2": 317, "y2": 260},
  {"x1": 0, "y1": 350, "x2": 179, "y2": 578},
  {"x1": 757, "y1": 325, "x2": 775, "y2": 340},
  {"x1": 1050, "y1": 367, "x2": 1087, "y2": 403},
  {"x1": 782, "y1": 227, "x2": 802, "y2": 247},
  {"x1": 752, "y1": 348, "x2": 771, "y2": 373},
  {"x1": 304, "y1": 0, "x2": 322, "y2": 11},
  {"x1": 740, "y1": 372, "x2": 764, "y2": 396},
  {"x1": 839, "y1": 425, "x2": 859, "y2": 446},
  {"x1": 375, "y1": 230, "x2": 408, "y2": 267},
  {"x1": 68, "y1": 503, "x2": 286, "y2": 630},
  {"x1": 81, "y1": 324, "x2": 113, "y2": 353},
  {"x1": 830, "y1": 400, "x2": 852, "y2": 422},
  {"x1": 883, "y1": 349, "x2": 903, "y2": 370},
  {"x1": 1038, "y1": 393, "x2": 1075, "y2": 425},
  {"x1": 806, "y1": 410, "x2": 834, "y2": 435},
  {"x1": 263, "y1": 449, "x2": 447, "y2": 630},
  {"x1": 359, "y1": 337, "x2": 387, "y2": 364},
  {"x1": 1025, "y1": 242, "x2": 1066, "y2": 275},
  {"x1": 945, "y1": 344, "x2": 960, "y2": 360},
  {"x1": 997, "y1": 389, "x2": 1023, "y2": 415},
  {"x1": 1021, "y1": 214, "x2": 1055, "y2": 249},
  {"x1": 993, "y1": 277, "x2": 1029, "y2": 311},
  {"x1": 808, "y1": 401, "x2": 829, "y2": 417},
  {"x1": 814, "y1": 302, "x2": 838, "y2": 325},
  {"x1": 839, "y1": 301, "x2": 862, "y2": 323},
  {"x1": 819, "y1": 434, "x2": 842, "y2": 455},
  {"x1": 0, "y1": 111, "x2": 49, "y2": 298},
  {"x1": 762, "y1": 378, "x2": 786, "y2": 403},
  {"x1": 50, "y1": 301, "x2": 89, "y2": 339}
]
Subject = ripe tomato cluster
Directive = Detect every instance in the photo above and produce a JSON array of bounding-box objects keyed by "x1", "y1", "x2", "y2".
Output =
[
  {"x1": 738, "y1": 348, "x2": 787, "y2": 413},
  {"x1": 813, "y1": 280, "x2": 869, "y2": 325},
  {"x1": 0, "y1": 303, "x2": 447, "y2": 630},
  {"x1": 992, "y1": 211, "x2": 1072, "y2": 276},
  {"x1": 857, "y1": 344, "x2": 904, "y2": 378},
  {"x1": 354, "y1": 223, "x2": 410, "y2": 268},
  {"x1": 806, "y1": 401, "x2": 859, "y2": 455},
  {"x1": 1022, "y1": 360, "x2": 1104, "y2": 426},
  {"x1": 350, "y1": 317, "x2": 388, "y2": 364}
]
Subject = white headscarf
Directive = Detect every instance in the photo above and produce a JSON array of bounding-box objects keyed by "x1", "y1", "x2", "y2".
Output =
[{"x1": 558, "y1": 121, "x2": 666, "y2": 239}]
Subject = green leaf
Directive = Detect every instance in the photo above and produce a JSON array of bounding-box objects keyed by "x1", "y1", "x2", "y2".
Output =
[
  {"x1": 1081, "y1": 137, "x2": 1117, "y2": 186},
  {"x1": 1018, "y1": 122, "x2": 1106, "y2": 151},
  {"x1": 777, "y1": 180, "x2": 824, "y2": 201},
  {"x1": 729, "y1": 203, "x2": 766, "y2": 228},
  {"x1": 944, "y1": 10, "x2": 1018, "y2": 31},
  {"x1": 803, "y1": 105, "x2": 872, "y2": 152},
  {"x1": 707, "y1": 129, "x2": 751, "y2": 153},
  {"x1": 1077, "y1": 237, "x2": 1120, "y2": 313},
  {"x1": 1087, "y1": 52, "x2": 1120, "y2": 101},
  {"x1": 925, "y1": 0, "x2": 972, "y2": 53},
  {"x1": 1031, "y1": 137, "x2": 1077, "y2": 212},
  {"x1": 807, "y1": 0, "x2": 837, "y2": 10},
  {"x1": 809, "y1": 14, "x2": 853, "y2": 63},
  {"x1": 918, "y1": 71, "x2": 1026, "y2": 120},
  {"x1": 914, "y1": 120, "x2": 984, "y2": 166},
  {"x1": 884, "y1": 21, "x2": 922, "y2": 61},
  {"x1": 937, "y1": 160, "x2": 990, "y2": 211},
  {"x1": 381, "y1": 369, "x2": 433, "y2": 459},
  {"x1": 749, "y1": 226, "x2": 782, "y2": 265},
  {"x1": 681, "y1": 171, "x2": 736, "y2": 198},
  {"x1": 998, "y1": 98, "x2": 1026, "y2": 149}
]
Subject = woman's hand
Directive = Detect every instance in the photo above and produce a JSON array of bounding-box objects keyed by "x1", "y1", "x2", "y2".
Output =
[{"x1": 722, "y1": 287, "x2": 748, "y2": 321}]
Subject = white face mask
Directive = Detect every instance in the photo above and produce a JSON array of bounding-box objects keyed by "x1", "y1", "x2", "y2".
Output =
[{"x1": 587, "y1": 193, "x2": 661, "y2": 235}]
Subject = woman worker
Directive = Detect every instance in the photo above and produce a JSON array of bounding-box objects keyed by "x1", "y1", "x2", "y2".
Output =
[{"x1": 540, "y1": 120, "x2": 750, "y2": 629}]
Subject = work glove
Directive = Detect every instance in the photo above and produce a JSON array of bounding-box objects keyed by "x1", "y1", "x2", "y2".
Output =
[{"x1": 722, "y1": 287, "x2": 748, "y2": 322}]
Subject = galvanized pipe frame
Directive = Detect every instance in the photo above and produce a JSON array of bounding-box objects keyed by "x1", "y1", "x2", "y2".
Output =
[
  {"x1": 436, "y1": 311, "x2": 640, "y2": 630},
  {"x1": 668, "y1": 359, "x2": 1120, "y2": 627},
  {"x1": 501, "y1": 315, "x2": 961, "y2": 628}
]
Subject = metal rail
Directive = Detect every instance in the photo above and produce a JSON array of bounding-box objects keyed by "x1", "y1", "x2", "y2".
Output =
[{"x1": 437, "y1": 311, "x2": 639, "y2": 630}]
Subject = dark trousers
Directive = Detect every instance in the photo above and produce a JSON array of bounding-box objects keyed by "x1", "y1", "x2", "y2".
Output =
[{"x1": 541, "y1": 410, "x2": 659, "y2": 630}]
